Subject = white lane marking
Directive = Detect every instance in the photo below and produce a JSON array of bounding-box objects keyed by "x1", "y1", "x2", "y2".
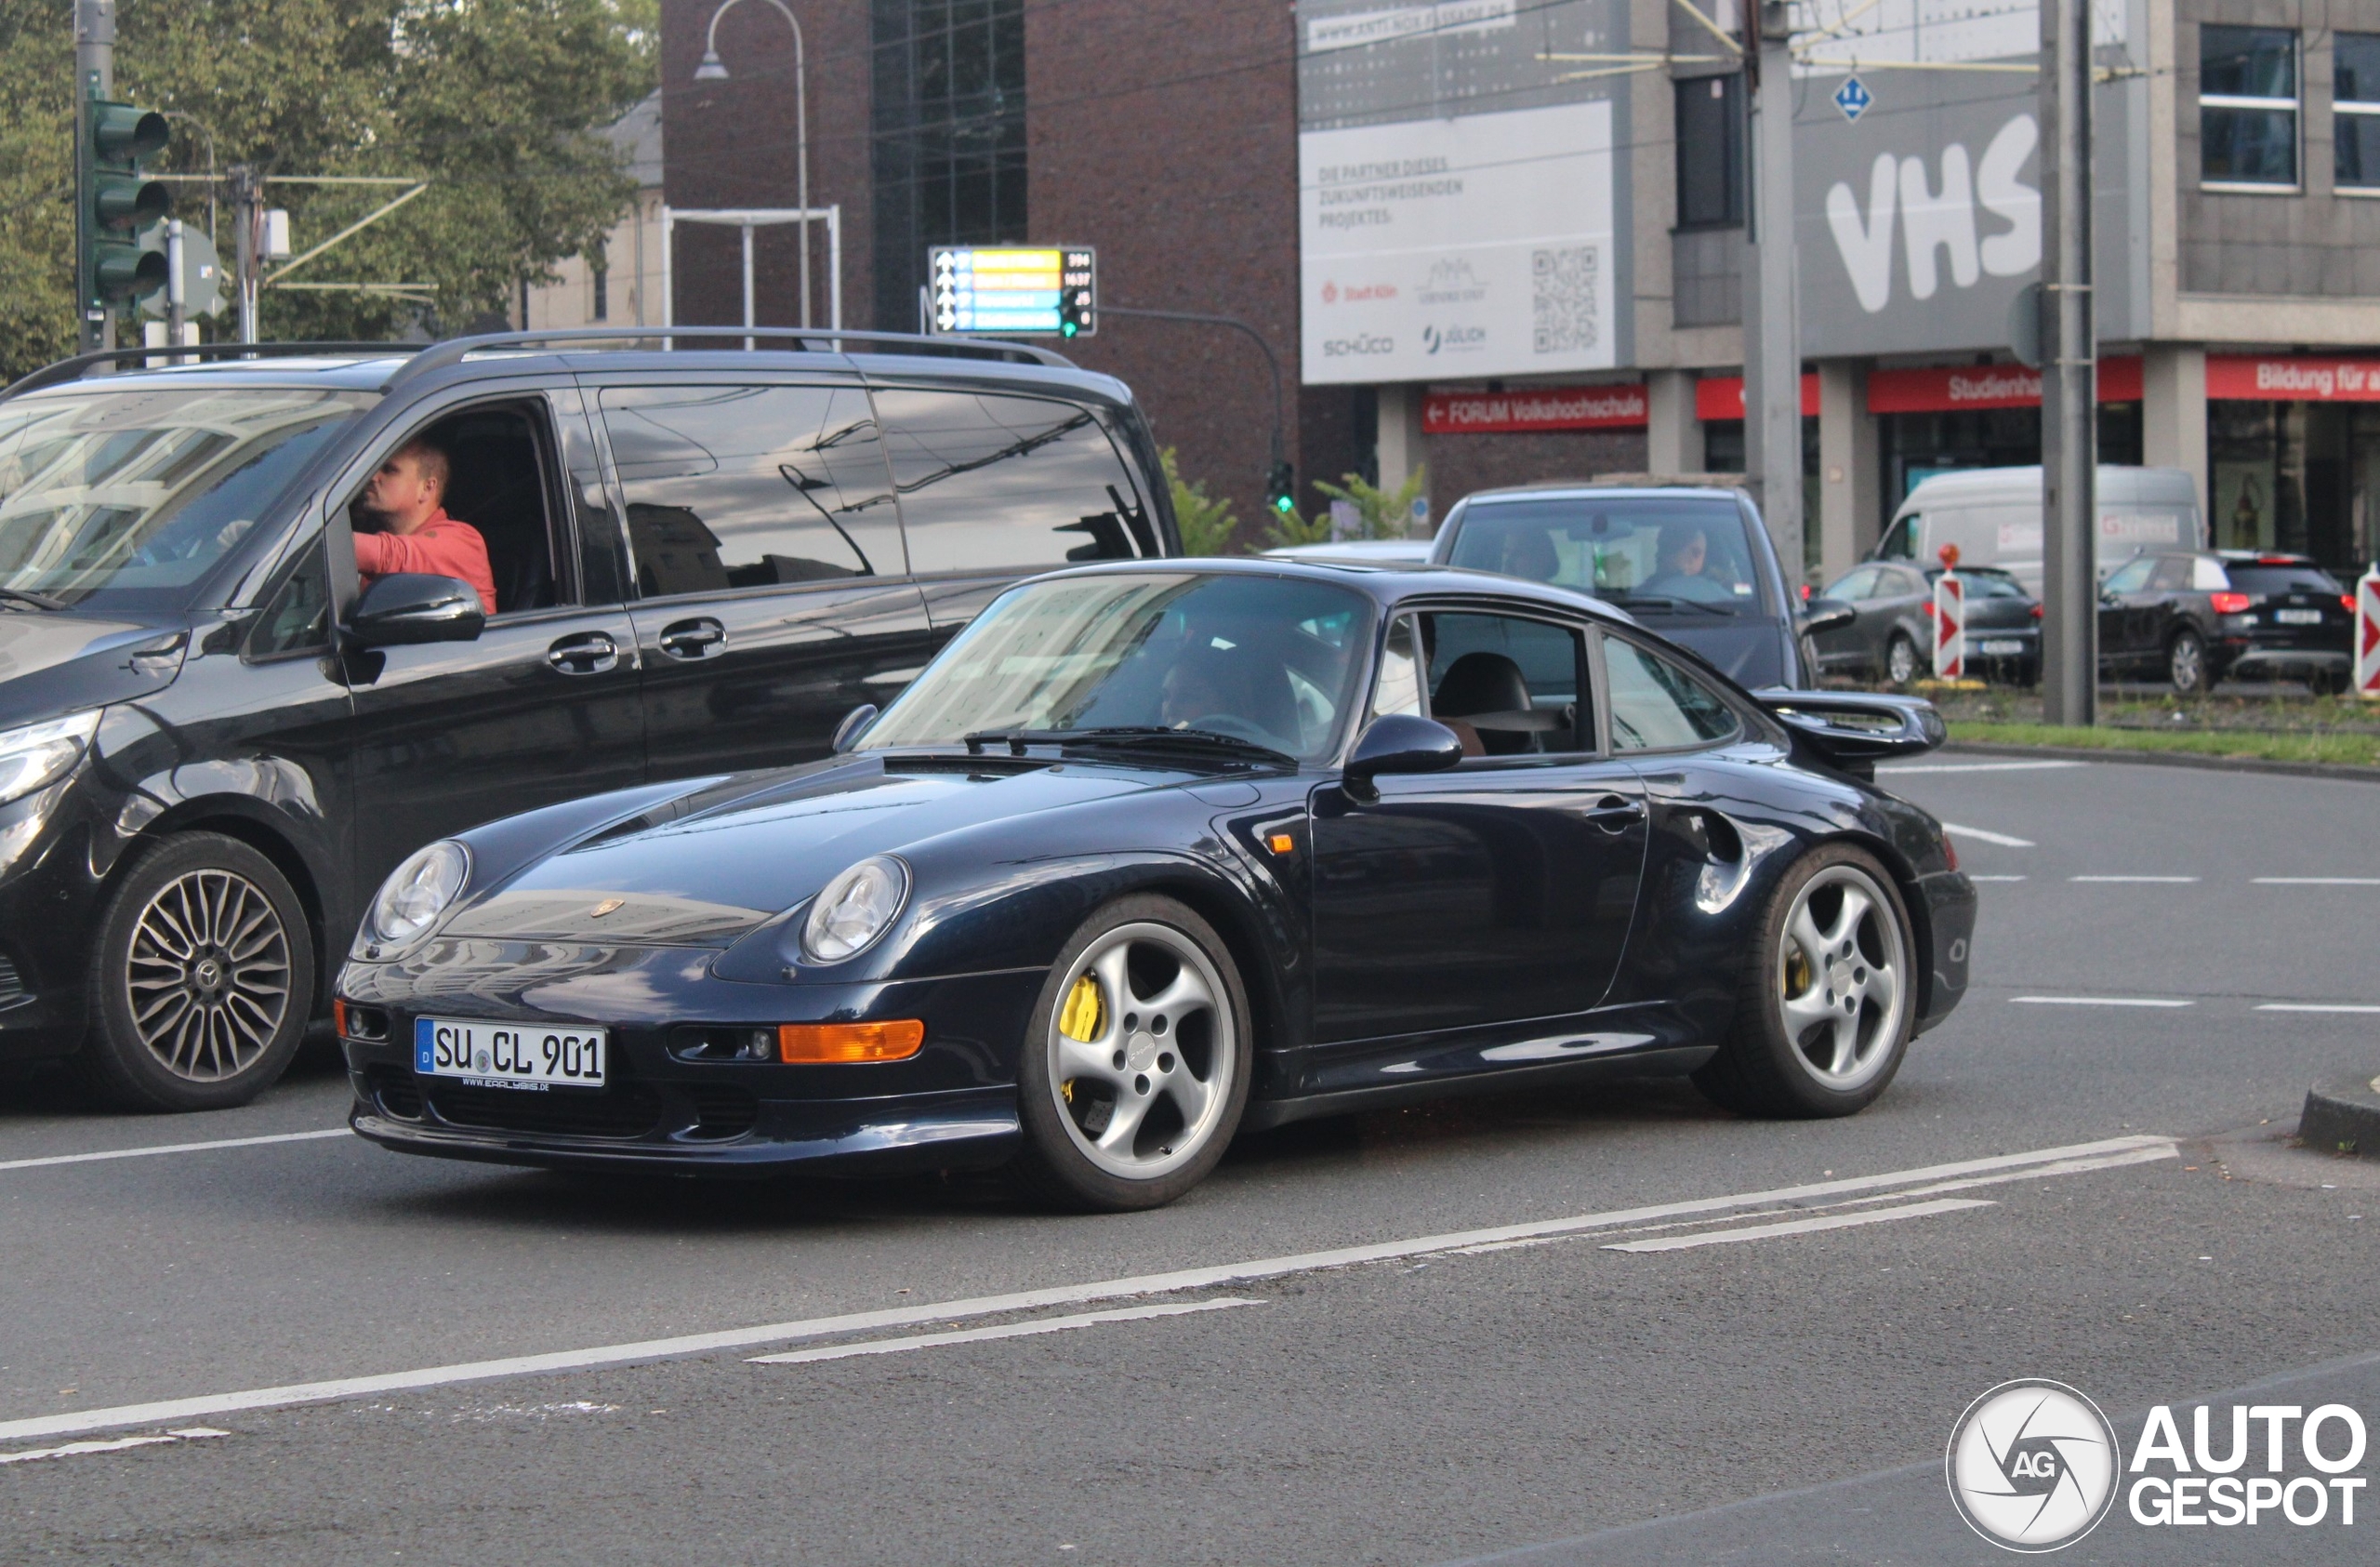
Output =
[
  {"x1": 1878, "y1": 761, "x2": 2087, "y2": 775},
  {"x1": 2254, "y1": 878, "x2": 2380, "y2": 886},
  {"x1": 1603, "y1": 1198, "x2": 1996, "y2": 1253},
  {"x1": 2257, "y1": 1003, "x2": 2380, "y2": 1014},
  {"x1": 1967, "y1": 874, "x2": 2028, "y2": 882},
  {"x1": 0, "y1": 1132, "x2": 2174, "y2": 1446},
  {"x1": 748, "y1": 1298, "x2": 1258, "y2": 1365},
  {"x1": 2069, "y1": 875, "x2": 2201, "y2": 883},
  {"x1": 2011, "y1": 995, "x2": 2194, "y2": 1008},
  {"x1": 0, "y1": 1128, "x2": 350, "y2": 1175},
  {"x1": 0, "y1": 1427, "x2": 227, "y2": 1467},
  {"x1": 1942, "y1": 823, "x2": 2035, "y2": 847}
]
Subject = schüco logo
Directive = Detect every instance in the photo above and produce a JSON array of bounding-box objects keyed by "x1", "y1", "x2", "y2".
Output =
[
  {"x1": 1321, "y1": 334, "x2": 1393, "y2": 357},
  {"x1": 1422, "y1": 324, "x2": 1486, "y2": 354}
]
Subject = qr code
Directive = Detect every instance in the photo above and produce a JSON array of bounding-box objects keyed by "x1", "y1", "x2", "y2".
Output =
[{"x1": 1532, "y1": 246, "x2": 1598, "y2": 354}]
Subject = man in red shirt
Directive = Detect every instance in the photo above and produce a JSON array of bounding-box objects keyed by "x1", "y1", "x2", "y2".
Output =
[{"x1": 351, "y1": 439, "x2": 497, "y2": 615}]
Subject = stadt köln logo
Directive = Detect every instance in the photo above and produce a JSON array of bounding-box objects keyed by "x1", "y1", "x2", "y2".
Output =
[{"x1": 1946, "y1": 1380, "x2": 2122, "y2": 1551}]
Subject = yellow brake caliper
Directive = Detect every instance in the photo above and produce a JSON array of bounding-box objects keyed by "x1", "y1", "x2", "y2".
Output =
[{"x1": 1057, "y1": 972, "x2": 1105, "y2": 1104}]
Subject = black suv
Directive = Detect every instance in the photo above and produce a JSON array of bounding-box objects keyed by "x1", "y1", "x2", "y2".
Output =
[
  {"x1": 2096, "y1": 550, "x2": 2354, "y2": 694},
  {"x1": 0, "y1": 330, "x2": 1175, "y2": 1109}
]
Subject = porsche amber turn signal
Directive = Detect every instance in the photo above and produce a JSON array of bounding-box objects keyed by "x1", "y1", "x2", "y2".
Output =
[{"x1": 779, "y1": 1019, "x2": 926, "y2": 1064}]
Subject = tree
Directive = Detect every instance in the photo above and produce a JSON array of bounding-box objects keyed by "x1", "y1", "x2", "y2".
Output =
[
  {"x1": 0, "y1": 0, "x2": 654, "y2": 378},
  {"x1": 1160, "y1": 446, "x2": 1237, "y2": 557},
  {"x1": 1314, "y1": 464, "x2": 1429, "y2": 541}
]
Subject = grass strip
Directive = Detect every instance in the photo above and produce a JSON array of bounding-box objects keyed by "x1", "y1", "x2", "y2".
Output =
[{"x1": 1946, "y1": 722, "x2": 2380, "y2": 767}]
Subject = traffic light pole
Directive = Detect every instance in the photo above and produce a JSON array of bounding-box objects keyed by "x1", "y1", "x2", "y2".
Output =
[
  {"x1": 2039, "y1": 0, "x2": 2097, "y2": 724},
  {"x1": 73, "y1": 0, "x2": 115, "y2": 352},
  {"x1": 1742, "y1": 0, "x2": 1805, "y2": 591},
  {"x1": 231, "y1": 166, "x2": 258, "y2": 345},
  {"x1": 1097, "y1": 305, "x2": 1289, "y2": 506}
]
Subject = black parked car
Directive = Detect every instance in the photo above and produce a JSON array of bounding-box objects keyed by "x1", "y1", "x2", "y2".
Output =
[
  {"x1": 2096, "y1": 550, "x2": 2356, "y2": 694},
  {"x1": 0, "y1": 330, "x2": 1174, "y2": 1109},
  {"x1": 1810, "y1": 562, "x2": 2040, "y2": 685},
  {"x1": 339, "y1": 560, "x2": 1975, "y2": 1211},
  {"x1": 1428, "y1": 481, "x2": 1828, "y2": 690}
]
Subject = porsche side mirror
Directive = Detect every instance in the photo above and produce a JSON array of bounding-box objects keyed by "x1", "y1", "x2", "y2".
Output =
[
  {"x1": 830, "y1": 702, "x2": 879, "y2": 753},
  {"x1": 344, "y1": 573, "x2": 484, "y2": 648},
  {"x1": 1799, "y1": 597, "x2": 1856, "y2": 637},
  {"x1": 1343, "y1": 713, "x2": 1464, "y2": 803}
]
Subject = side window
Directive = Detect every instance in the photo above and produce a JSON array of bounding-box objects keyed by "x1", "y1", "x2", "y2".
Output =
[
  {"x1": 1421, "y1": 611, "x2": 1588, "y2": 756},
  {"x1": 2191, "y1": 556, "x2": 2231, "y2": 591},
  {"x1": 1369, "y1": 614, "x2": 1422, "y2": 721},
  {"x1": 1890, "y1": 567, "x2": 1930, "y2": 597},
  {"x1": 1604, "y1": 636, "x2": 1740, "y2": 752},
  {"x1": 872, "y1": 389, "x2": 1157, "y2": 575},
  {"x1": 248, "y1": 538, "x2": 330, "y2": 657},
  {"x1": 600, "y1": 384, "x2": 902, "y2": 597},
  {"x1": 1879, "y1": 516, "x2": 1917, "y2": 560},
  {"x1": 2103, "y1": 556, "x2": 2155, "y2": 594},
  {"x1": 1829, "y1": 566, "x2": 1879, "y2": 602},
  {"x1": 2149, "y1": 555, "x2": 2193, "y2": 591}
]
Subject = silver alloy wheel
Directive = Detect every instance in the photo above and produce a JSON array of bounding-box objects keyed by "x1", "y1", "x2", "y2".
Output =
[
  {"x1": 2169, "y1": 632, "x2": 2203, "y2": 692},
  {"x1": 1775, "y1": 863, "x2": 1908, "y2": 1092},
  {"x1": 1886, "y1": 634, "x2": 1919, "y2": 684},
  {"x1": 124, "y1": 868, "x2": 294, "y2": 1082},
  {"x1": 1046, "y1": 921, "x2": 1236, "y2": 1180}
]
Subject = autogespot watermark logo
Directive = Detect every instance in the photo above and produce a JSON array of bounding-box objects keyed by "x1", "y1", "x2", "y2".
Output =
[{"x1": 1947, "y1": 1380, "x2": 2122, "y2": 1551}]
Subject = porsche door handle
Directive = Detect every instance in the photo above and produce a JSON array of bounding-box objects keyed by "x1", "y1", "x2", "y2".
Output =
[
  {"x1": 1585, "y1": 796, "x2": 1646, "y2": 832},
  {"x1": 546, "y1": 631, "x2": 619, "y2": 675},
  {"x1": 658, "y1": 618, "x2": 727, "y2": 660}
]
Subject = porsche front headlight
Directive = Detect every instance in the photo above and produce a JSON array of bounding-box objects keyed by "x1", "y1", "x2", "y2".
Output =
[
  {"x1": 0, "y1": 710, "x2": 99, "y2": 808},
  {"x1": 800, "y1": 856, "x2": 910, "y2": 964},
  {"x1": 361, "y1": 840, "x2": 470, "y2": 955}
]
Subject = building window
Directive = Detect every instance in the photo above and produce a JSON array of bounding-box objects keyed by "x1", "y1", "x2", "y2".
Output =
[
  {"x1": 1674, "y1": 73, "x2": 1744, "y2": 230},
  {"x1": 2336, "y1": 33, "x2": 2380, "y2": 191},
  {"x1": 591, "y1": 236, "x2": 609, "y2": 322},
  {"x1": 871, "y1": 0, "x2": 1028, "y2": 334},
  {"x1": 2200, "y1": 26, "x2": 2299, "y2": 188}
]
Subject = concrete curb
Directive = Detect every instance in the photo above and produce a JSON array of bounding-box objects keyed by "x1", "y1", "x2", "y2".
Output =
[
  {"x1": 1941, "y1": 740, "x2": 2380, "y2": 784},
  {"x1": 2299, "y1": 1075, "x2": 2380, "y2": 1160}
]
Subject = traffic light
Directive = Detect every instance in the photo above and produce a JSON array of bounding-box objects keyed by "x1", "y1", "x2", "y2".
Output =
[
  {"x1": 1267, "y1": 461, "x2": 1296, "y2": 515},
  {"x1": 77, "y1": 99, "x2": 170, "y2": 334}
]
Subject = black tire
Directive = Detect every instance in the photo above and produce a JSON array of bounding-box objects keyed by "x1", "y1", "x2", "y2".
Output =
[
  {"x1": 2310, "y1": 669, "x2": 2348, "y2": 697},
  {"x1": 1693, "y1": 843, "x2": 1917, "y2": 1120},
  {"x1": 1884, "y1": 632, "x2": 1920, "y2": 685},
  {"x1": 73, "y1": 832, "x2": 315, "y2": 1112},
  {"x1": 1011, "y1": 894, "x2": 1253, "y2": 1212},
  {"x1": 2167, "y1": 629, "x2": 2208, "y2": 696}
]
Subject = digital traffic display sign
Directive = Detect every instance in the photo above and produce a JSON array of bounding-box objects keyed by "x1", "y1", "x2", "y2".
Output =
[{"x1": 929, "y1": 246, "x2": 1096, "y2": 338}]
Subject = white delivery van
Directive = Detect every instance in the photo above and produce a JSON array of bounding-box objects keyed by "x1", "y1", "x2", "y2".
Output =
[{"x1": 1872, "y1": 466, "x2": 2203, "y2": 596}]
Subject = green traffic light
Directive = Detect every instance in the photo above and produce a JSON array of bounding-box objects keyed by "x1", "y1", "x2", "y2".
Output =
[
  {"x1": 1061, "y1": 321, "x2": 1077, "y2": 338},
  {"x1": 1274, "y1": 496, "x2": 1294, "y2": 513}
]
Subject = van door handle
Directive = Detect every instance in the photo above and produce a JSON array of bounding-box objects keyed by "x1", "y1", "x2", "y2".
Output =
[
  {"x1": 547, "y1": 631, "x2": 619, "y2": 675},
  {"x1": 1585, "y1": 795, "x2": 1646, "y2": 831},
  {"x1": 658, "y1": 618, "x2": 727, "y2": 660}
]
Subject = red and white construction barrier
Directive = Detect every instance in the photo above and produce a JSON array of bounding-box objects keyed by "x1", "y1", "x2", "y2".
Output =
[
  {"x1": 1933, "y1": 567, "x2": 1966, "y2": 679},
  {"x1": 2356, "y1": 566, "x2": 2380, "y2": 699}
]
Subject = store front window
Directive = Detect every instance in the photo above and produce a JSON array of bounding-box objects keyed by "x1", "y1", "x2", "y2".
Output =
[{"x1": 2208, "y1": 401, "x2": 2379, "y2": 570}]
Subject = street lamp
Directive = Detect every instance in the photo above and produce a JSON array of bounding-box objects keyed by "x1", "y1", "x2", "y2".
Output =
[{"x1": 693, "y1": 0, "x2": 810, "y2": 329}]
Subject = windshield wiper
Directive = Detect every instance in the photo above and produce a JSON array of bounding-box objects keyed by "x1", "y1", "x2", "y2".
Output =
[
  {"x1": 1604, "y1": 592, "x2": 1741, "y2": 617},
  {"x1": 963, "y1": 726, "x2": 1297, "y2": 768},
  {"x1": 0, "y1": 587, "x2": 67, "y2": 611}
]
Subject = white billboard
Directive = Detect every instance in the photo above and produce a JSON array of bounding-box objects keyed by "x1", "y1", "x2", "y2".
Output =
[{"x1": 1298, "y1": 99, "x2": 1617, "y2": 385}]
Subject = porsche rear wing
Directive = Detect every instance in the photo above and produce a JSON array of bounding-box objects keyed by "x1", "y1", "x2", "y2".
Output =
[{"x1": 1756, "y1": 691, "x2": 1947, "y2": 778}]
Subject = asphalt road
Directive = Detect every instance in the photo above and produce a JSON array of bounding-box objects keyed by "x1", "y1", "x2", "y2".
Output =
[{"x1": 4, "y1": 756, "x2": 2378, "y2": 1564}]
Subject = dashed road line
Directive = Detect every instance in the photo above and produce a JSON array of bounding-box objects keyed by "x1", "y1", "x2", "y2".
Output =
[
  {"x1": 2256, "y1": 1003, "x2": 2380, "y2": 1014},
  {"x1": 1603, "y1": 1198, "x2": 1996, "y2": 1254},
  {"x1": 1942, "y1": 823, "x2": 2035, "y2": 847},
  {"x1": 2011, "y1": 995, "x2": 2194, "y2": 1008},
  {"x1": 2254, "y1": 877, "x2": 2380, "y2": 886},
  {"x1": 0, "y1": 1128, "x2": 350, "y2": 1175},
  {"x1": 0, "y1": 1133, "x2": 2175, "y2": 1446},
  {"x1": 2069, "y1": 875, "x2": 2201, "y2": 883},
  {"x1": 1967, "y1": 874, "x2": 2028, "y2": 882},
  {"x1": 1877, "y1": 761, "x2": 2088, "y2": 775},
  {"x1": 748, "y1": 1299, "x2": 1259, "y2": 1365}
]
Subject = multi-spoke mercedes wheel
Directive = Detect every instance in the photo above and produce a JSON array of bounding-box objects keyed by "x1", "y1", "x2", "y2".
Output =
[
  {"x1": 78, "y1": 832, "x2": 314, "y2": 1111},
  {"x1": 1694, "y1": 843, "x2": 1916, "y2": 1118},
  {"x1": 1013, "y1": 894, "x2": 1252, "y2": 1211}
]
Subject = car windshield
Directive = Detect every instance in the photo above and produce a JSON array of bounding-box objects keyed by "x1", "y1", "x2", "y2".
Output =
[
  {"x1": 2225, "y1": 564, "x2": 2341, "y2": 596},
  {"x1": 859, "y1": 571, "x2": 1375, "y2": 764},
  {"x1": 0, "y1": 387, "x2": 373, "y2": 611},
  {"x1": 1446, "y1": 496, "x2": 1767, "y2": 614}
]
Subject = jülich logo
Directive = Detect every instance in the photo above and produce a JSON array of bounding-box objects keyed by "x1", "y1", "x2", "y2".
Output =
[{"x1": 1422, "y1": 323, "x2": 1485, "y2": 354}]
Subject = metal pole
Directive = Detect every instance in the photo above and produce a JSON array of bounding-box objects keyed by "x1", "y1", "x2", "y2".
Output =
[
  {"x1": 1100, "y1": 306, "x2": 1287, "y2": 489},
  {"x1": 165, "y1": 218, "x2": 185, "y2": 358},
  {"x1": 1742, "y1": 0, "x2": 1805, "y2": 591},
  {"x1": 793, "y1": 16, "x2": 810, "y2": 331},
  {"x1": 2040, "y1": 0, "x2": 2096, "y2": 724},
  {"x1": 827, "y1": 204, "x2": 841, "y2": 335},
  {"x1": 660, "y1": 206, "x2": 673, "y2": 346},
  {"x1": 231, "y1": 165, "x2": 259, "y2": 346},
  {"x1": 741, "y1": 220, "x2": 755, "y2": 351},
  {"x1": 73, "y1": 0, "x2": 115, "y2": 354}
]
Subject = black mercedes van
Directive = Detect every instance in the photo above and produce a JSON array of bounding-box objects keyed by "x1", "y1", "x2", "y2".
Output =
[{"x1": 0, "y1": 329, "x2": 1176, "y2": 1109}]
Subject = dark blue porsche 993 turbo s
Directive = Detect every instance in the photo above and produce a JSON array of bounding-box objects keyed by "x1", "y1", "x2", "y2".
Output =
[{"x1": 338, "y1": 560, "x2": 1975, "y2": 1210}]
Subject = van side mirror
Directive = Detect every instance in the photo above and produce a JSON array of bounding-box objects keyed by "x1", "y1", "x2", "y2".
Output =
[
  {"x1": 345, "y1": 573, "x2": 485, "y2": 648},
  {"x1": 1800, "y1": 597, "x2": 1856, "y2": 637},
  {"x1": 830, "y1": 703, "x2": 879, "y2": 753},
  {"x1": 1343, "y1": 713, "x2": 1464, "y2": 803}
]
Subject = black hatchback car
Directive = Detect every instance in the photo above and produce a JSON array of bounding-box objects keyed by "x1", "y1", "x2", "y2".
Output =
[
  {"x1": 2096, "y1": 550, "x2": 2355, "y2": 694},
  {"x1": 0, "y1": 330, "x2": 1175, "y2": 1109},
  {"x1": 1811, "y1": 562, "x2": 2040, "y2": 685}
]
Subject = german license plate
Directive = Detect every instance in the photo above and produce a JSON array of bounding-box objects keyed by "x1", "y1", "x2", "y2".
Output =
[
  {"x1": 415, "y1": 1016, "x2": 606, "y2": 1089},
  {"x1": 2277, "y1": 608, "x2": 2321, "y2": 625},
  {"x1": 1978, "y1": 639, "x2": 2025, "y2": 655}
]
